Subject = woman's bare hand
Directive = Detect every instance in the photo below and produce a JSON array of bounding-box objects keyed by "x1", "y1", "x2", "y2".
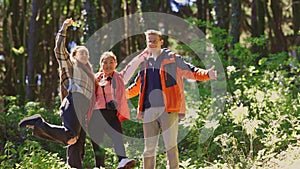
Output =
[{"x1": 62, "y1": 18, "x2": 73, "y2": 29}]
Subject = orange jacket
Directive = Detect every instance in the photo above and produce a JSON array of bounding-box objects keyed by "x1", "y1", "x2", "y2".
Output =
[{"x1": 127, "y1": 49, "x2": 210, "y2": 119}]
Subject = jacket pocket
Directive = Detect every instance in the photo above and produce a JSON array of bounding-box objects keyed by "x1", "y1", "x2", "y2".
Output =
[{"x1": 164, "y1": 63, "x2": 177, "y2": 87}]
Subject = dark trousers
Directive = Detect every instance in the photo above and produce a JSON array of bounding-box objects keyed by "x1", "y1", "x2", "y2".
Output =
[
  {"x1": 91, "y1": 140, "x2": 106, "y2": 167},
  {"x1": 32, "y1": 93, "x2": 89, "y2": 169},
  {"x1": 88, "y1": 109, "x2": 127, "y2": 167},
  {"x1": 67, "y1": 129, "x2": 86, "y2": 168}
]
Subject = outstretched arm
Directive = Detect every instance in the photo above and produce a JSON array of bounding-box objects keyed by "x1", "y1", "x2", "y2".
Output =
[
  {"x1": 121, "y1": 49, "x2": 149, "y2": 85},
  {"x1": 175, "y1": 55, "x2": 217, "y2": 81}
]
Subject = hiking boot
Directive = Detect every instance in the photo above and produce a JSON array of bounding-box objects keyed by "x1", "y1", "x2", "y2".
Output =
[
  {"x1": 117, "y1": 158, "x2": 136, "y2": 169},
  {"x1": 19, "y1": 114, "x2": 43, "y2": 128}
]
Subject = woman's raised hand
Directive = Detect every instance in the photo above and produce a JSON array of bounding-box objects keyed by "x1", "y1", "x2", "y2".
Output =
[{"x1": 62, "y1": 18, "x2": 73, "y2": 28}]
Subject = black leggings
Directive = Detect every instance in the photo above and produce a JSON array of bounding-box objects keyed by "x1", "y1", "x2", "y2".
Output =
[{"x1": 88, "y1": 109, "x2": 127, "y2": 163}]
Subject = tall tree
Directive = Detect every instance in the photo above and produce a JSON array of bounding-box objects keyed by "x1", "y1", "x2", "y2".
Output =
[
  {"x1": 26, "y1": 0, "x2": 45, "y2": 100},
  {"x1": 213, "y1": 0, "x2": 230, "y2": 30},
  {"x1": 128, "y1": 0, "x2": 145, "y2": 53},
  {"x1": 39, "y1": 0, "x2": 57, "y2": 106},
  {"x1": 251, "y1": 0, "x2": 265, "y2": 38},
  {"x1": 16, "y1": 0, "x2": 28, "y2": 102},
  {"x1": 213, "y1": 0, "x2": 230, "y2": 60},
  {"x1": 230, "y1": 0, "x2": 241, "y2": 48},
  {"x1": 292, "y1": 0, "x2": 300, "y2": 61},
  {"x1": 268, "y1": 0, "x2": 287, "y2": 52},
  {"x1": 292, "y1": 0, "x2": 300, "y2": 38},
  {"x1": 0, "y1": 0, "x2": 6, "y2": 94},
  {"x1": 197, "y1": 0, "x2": 209, "y2": 33},
  {"x1": 111, "y1": 0, "x2": 122, "y2": 59},
  {"x1": 122, "y1": 0, "x2": 130, "y2": 57},
  {"x1": 2, "y1": 0, "x2": 17, "y2": 96},
  {"x1": 141, "y1": 0, "x2": 160, "y2": 28},
  {"x1": 251, "y1": 0, "x2": 267, "y2": 62},
  {"x1": 84, "y1": 0, "x2": 97, "y2": 40}
]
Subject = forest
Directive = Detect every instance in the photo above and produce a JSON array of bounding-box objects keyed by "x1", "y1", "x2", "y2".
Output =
[{"x1": 0, "y1": 0, "x2": 300, "y2": 168}]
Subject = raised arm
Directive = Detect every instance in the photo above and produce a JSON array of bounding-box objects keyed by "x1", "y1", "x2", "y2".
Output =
[
  {"x1": 121, "y1": 49, "x2": 149, "y2": 85},
  {"x1": 54, "y1": 18, "x2": 73, "y2": 68},
  {"x1": 53, "y1": 18, "x2": 74, "y2": 100}
]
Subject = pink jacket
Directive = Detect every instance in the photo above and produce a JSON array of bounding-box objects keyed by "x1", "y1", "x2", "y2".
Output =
[{"x1": 93, "y1": 71, "x2": 130, "y2": 122}]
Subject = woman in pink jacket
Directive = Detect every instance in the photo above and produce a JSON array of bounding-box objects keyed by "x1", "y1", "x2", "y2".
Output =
[{"x1": 88, "y1": 51, "x2": 146, "y2": 169}]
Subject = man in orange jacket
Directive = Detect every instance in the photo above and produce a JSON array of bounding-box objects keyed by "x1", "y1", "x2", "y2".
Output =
[{"x1": 127, "y1": 29, "x2": 217, "y2": 169}]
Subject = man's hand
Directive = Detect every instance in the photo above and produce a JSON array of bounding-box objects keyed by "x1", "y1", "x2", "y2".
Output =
[
  {"x1": 208, "y1": 66, "x2": 217, "y2": 80},
  {"x1": 62, "y1": 18, "x2": 73, "y2": 29}
]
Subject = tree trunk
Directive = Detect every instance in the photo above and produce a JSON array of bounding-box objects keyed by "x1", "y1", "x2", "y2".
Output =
[
  {"x1": 26, "y1": 0, "x2": 45, "y2": 101},
  {"x1": 292, "y1": 0, "x2": 300, "y2": 38},
  {"x1": 0, "y1": 0, "x2": 8, "y2": 97},
  {"x1": 111, "y1": 0, "x2": 122, "y2": 60},
  {"x1": 84, "y1": 0, "x2": 97, "y2": 40},
  {"x1": 141, "y1": 0, "x2": 160, "y2": 28},
  {"x1": 251, "y1": 0, "x2": 265, "y2": 38},
  {"x1": 270, "y1": 0, "x2": 287, "y2": 53},
  {"x1": 141, "y1": 0, "x2": 152, "y2": 12},
  {"x1": 16, "y1": 0, "x2": 27, "y2": 103},
  {"x1": 251, "y1": 0, "x2": 267, "y2": 63},
  {"x1": 102, "y1": 0, "x2": 112, "y2": 22},
  {"x1": 213, "y1": 0, "x2": 230, "y2": 60},
  {"x1": 230, "y1": 0, "x2": 241, "y2": 48},
  {"x1": 213, "y1": 0, "x2": 230, "y2": 30},
  {"x1": 39, "y1": 0, "x2": 57, "y2": 107},
  {"x1": 122, "y1": 0, "x2": 129, "y2": 58},
  {"x1": 197, "y1": 0, "x2": 208, "y2": 33},
  {"x1": 129, "y1": 0, "x2": 138, "y2": 54},
  {"x1": 97, "y1": 0, "x2": 103, "y2": 27},
  {"x1": 292, "y1": 0, "x2": 300, "y2": 61},
  {"x1": 2, "y1": 1, "x2": 16, "y2": 96}
]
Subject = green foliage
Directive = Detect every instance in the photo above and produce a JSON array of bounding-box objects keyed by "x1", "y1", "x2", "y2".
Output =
[
  {"x1": 2, "y1": 18, "x2": 300, "y2": 168},
  {"x1": 16, "y1": 140, "x2": 67, "y2": 169},
  {"x1": 170, "y1": 50, "x2": 299, "y2": 168},
  {"x1": 12, "y1": 46, "x2": 25, "y2": 55},
  {"x1": 83, "y1": 139, "x2": 122, "y2": 169},
  {"x1": 157, "y1": 18, "x2": 300, "y2": 169},
  {"x1": 0, "y1": 96, "x2": 68, "y2": 168},
  {"x1": 1, "y1": 96, "x2": 25, "y2": 147},
  {"x1": 0, "y1": 140, "x2": 66, "y2": 169}
]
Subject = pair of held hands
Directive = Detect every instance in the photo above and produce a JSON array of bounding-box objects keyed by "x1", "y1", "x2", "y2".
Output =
[{"x1": 63, "y1": 18, "x2": 217, "y2": 80}]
